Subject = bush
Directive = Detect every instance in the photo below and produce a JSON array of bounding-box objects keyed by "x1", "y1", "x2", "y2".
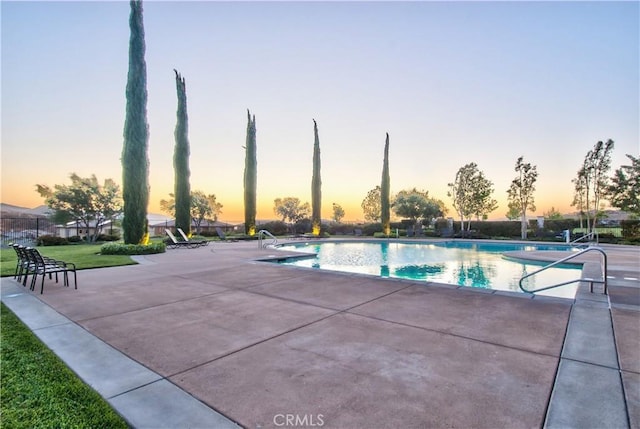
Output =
[
  {"x1": 621, "y1": 220, "x2": 640, "y2": 242},
  {"x1": 363, "y1": 223, "x2": 383, "y2": 236},
  {"x1": 68, "y1": 235, "x2": 83, "y2": 243},
  {"x1": 257, "y1": 221, "x2": 289, "y2": 236},
  {"x1": 36, "y1": 235, "x2": 68, "y2": 246},
  {"x1": 96, "y1": 233, "x2": 120, "y2": 242},
  {"x1": 100, "y1": 242, "x2": 166, "y2": 255}
]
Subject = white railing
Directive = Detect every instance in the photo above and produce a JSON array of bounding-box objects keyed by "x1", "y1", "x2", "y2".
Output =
[
  {"x1": 258, "y1": 229, "x2": 278, "y2": 248},
  {"x1": 519, "y1": 246, "x2": 608, "y2": 294}
]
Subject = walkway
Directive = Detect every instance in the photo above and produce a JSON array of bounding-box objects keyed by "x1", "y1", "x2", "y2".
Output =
[{"x1": 1, "y1": 240, "x2": 638, "y2": 428}]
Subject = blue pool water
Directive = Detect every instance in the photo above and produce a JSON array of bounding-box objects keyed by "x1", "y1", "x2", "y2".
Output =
[{"x1": 275, "y1": 241, "x2": 581, "y2": 298}]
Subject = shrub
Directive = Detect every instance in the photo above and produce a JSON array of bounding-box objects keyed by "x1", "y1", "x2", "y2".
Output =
[
  {"x1": 257, "y1": 221, "x2": 289, "y2": 236},
  {"x1": 327, "y1": 223, "x2": 356, "y2": 235},
  {"x1": 621, "y1": 220, "x2": 640, "y2": 242},
  {"x1": 96, "y1": 233, "x2": 120, "y2": 242},
  {"x1": 100, "y1": 242, "x2": 166, "y2": 255},
  {"x1": 363, "y1": 223, "x2": 383, "y2": 236},
  {"x1": 68, "y1": 235, "x2": 83, "y2": 243},
  {"x1": 37, "y1": 235, "x2": 68, "y2": 246}
]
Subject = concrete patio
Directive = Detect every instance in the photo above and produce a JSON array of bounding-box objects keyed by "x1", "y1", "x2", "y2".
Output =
[{"x1": 1, "y1": 239, "x2": 638, "y2": 428}]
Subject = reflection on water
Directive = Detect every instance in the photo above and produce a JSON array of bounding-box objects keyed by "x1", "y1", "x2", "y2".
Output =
[
  {"x1": 454, "y1": 261, "x2": 496, "y2": 288},
  {"x1": 277, "y1": 241, "x2": 581, "y2": 298},
  {"x1": 394, "y1": 264, "x2": 445, "y2": 280}
]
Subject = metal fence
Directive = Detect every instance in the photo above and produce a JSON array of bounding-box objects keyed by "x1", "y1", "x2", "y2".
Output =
[{"x1": 0, "y1": 218, "x2": 57, "y2": 247}]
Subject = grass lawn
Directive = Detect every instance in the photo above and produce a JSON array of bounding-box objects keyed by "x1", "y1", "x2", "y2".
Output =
[
  {"x1": 1, "y1": 303, "x2": 130, "y2": 428},
  {"x1": 0, "y1": 244, "x2": 137, "y2": 277}
]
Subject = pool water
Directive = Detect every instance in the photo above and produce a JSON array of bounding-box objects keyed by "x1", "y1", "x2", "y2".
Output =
[{"x1": 275, "y1": 241, "x2": 582, "y2": 298}]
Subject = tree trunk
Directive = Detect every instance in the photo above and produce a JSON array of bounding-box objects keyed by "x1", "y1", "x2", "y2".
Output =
[{"x1": 520, "y1": 213, "x2": 527, "y2": 239}]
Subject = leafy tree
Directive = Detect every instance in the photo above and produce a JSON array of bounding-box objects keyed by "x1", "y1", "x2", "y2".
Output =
[
  {"x1": 311, "y1": 119, "x2": 322, "y2": 235},
  {"x1": 36, "y1": 174, "x2": 122, "y2": 242},
  {"x1": 507, "y1": 156, "x2": 538, "y2": 239},
  {"x1": 274, "y1": 197, "x2": 310, "y2": 227},
  {"x1": 191, "y1": 191, "x2": 223, "y2": 234},
  {"x1": 574, "y1": 140, "x2": 615, "y2": 233},
  {"x1": 244, "y1": 110, "x2": 257, "y2": 236},
  {"x1": 571, "y1": 173, "x2": 587, "y2": 229},
  {"x1": 160, "y1": 191, "x2": 223, "y2": 234},
  {"x1": 392, "y1": 188, "x2": 444, "y2": 230},
  {"x1": 543, "y1": 207, "x2": 563, "y2": 220},
  {"x1": 381, "y1": 133, "x2": 391, "y2": 236},
  {"x1": 448, "y1": 162, "x2": 497, "y2": 235},
  {"x1": 173, "y1": 70, "x2": 191, "y2": 236},
  {"x1": 332, "y1": 203, "x2": 345, "y2": 223},
  {"x1": 361, "y1": 186, "x2": 382, "y2": 222},
  {"x1": 609, "y1": 154, "x2": 640, "y2": 217},
  {"x1": 122, "y1": 0, "x2": 150, "y2": 244}
]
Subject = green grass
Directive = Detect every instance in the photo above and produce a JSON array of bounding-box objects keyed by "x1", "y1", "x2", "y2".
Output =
[
  {"x1": 1, "y1": 244, "x2": 137, "y2": 277},
  {"x1": 0, "y1": 303, "x2": 130, "y2": 428}
]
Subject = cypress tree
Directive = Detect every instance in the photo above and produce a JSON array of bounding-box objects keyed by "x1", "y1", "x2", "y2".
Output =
[
  {"x1": 121, "y1": 0, "x2": 149, "y2": 244},
  {"x1": 311, "y1": 119, "x2": 322, "y2": 236},
  {"x1": 173, "y1": 69, "x2": 191, "y2": 236},
  {"x1": 381, "y1": 133, "x2": 391, "y2": 236},
  {"x1": 244, "y1": 110, "x2": 257, "y2": 235}
]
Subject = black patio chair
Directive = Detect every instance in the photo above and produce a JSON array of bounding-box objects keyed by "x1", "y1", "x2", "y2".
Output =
[
  {"x1": 11, "y1": 244, "x2": 32, "y2": 285},
  {"x1": 25, "y1": 247, "x2": 77, "y2": 294}
]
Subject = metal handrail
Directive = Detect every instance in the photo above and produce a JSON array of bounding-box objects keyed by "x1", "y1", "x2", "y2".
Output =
[
  {"x1": 258, "y1": 229, "x2": 278, "y2": 248},
  {"x1": 519, "y1": 246, "x2": 608, "y2": 294}
]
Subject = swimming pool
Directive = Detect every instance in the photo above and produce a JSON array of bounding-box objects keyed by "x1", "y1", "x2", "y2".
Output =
[{"x1": 274, "y1": 241, "x2": 582, "y2": 298}]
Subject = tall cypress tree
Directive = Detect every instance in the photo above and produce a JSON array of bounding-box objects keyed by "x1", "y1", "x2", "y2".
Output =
[
  {"x1": 381, "y1": 133, "x2": 391, "y2": 236},
  {"x1": 121, "y1": 0, "x2": 149, "y2": 244},
  {"x1": 173, "y1": 69, "x2": 191, "y2": 236},
  {"x1": 244, "y1": 110, "x2": 257, "y2": 235},
  {"x1": 311, "y1": 119, "x2": 322, "y2": 236}
]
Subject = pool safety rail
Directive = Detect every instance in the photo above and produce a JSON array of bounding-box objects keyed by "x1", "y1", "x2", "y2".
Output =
[
  {"x1": 258, "y1": 229, "x2": 278, "y2": 248},
  {"x1": 519, "y1": 246, "x2": 608, "y2": 294}
]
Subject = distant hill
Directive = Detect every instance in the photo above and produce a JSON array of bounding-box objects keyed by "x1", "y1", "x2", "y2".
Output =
[
  {"x1": 1, "y1": 203, "x2": 174, "y2": 224},
  {"x1": 0, "y1": 203, "x2": 50, "y2": 218}
]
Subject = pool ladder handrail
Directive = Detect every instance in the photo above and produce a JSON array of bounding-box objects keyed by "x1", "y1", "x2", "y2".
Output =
[
  {"x1": 519, "y1": 246, "x2": 608, "y2": 295},
  {"x1": 258, "y1": 229, "x2": 278, "y2": 248}
]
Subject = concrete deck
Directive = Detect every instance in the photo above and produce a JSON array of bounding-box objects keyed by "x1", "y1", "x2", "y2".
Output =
[{"x1": 1, "y1": 239, "x2": 638, "y2": 428}]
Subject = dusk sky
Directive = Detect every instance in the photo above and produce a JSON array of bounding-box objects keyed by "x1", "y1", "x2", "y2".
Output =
[{"x1": 2, "y1": 1, "x2": 638, "y2": 222}]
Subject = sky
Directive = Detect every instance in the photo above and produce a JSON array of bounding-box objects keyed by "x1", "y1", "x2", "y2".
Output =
[{"x1": 1, "y1": 0, "x2": 638, "y2": 223}]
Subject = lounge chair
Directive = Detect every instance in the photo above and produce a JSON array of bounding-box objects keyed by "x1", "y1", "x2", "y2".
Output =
[
  {"x1": 177, "y1": 228, "x2": 209, "y2": 247},
  {"x1": 165, "y1": 229, "x2": 199, "y2": 249},
  {"x1": 215, "y1": 227, "x2": 238, "y2": 242}
]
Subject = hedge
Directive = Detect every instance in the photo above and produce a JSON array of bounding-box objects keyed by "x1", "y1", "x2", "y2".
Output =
[{"x1": 100, "y1": 242, "x2": 166, "y2": 255}]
